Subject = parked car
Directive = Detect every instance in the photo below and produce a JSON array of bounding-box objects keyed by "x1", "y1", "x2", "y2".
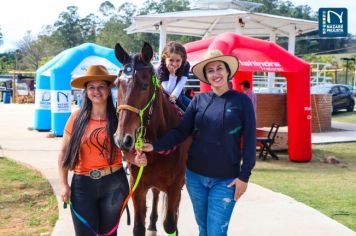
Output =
[
  {"x1": 311, "y1": 84, "x2": 355, "y2": 112},
  {"x1": 345, "y1": 85, "x2": 356, "y2": 97}
]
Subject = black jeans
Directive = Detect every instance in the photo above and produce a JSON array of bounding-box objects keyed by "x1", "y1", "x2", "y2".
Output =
[{"x1": 70, "y1": 168, "x2": 129, "y2": 236}]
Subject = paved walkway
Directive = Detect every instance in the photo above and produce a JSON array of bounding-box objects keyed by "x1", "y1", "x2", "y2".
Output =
[
  {"x1": 312, "y1": 121, "x2": 356, "y2": 144},
  {"x1": 0, "y1": 104, "x2": 355, "y2": 236}
]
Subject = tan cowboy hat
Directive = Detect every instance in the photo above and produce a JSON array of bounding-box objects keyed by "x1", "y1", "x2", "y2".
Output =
[
  {"x1": 191, "y1": 50, "x2": 239, "y2": 84},
  {"x1": 71, "y1": 65, "x2": 117, "y2": 89}
]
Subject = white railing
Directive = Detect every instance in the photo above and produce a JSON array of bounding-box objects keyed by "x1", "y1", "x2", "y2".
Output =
[
  {"x1": 184, "y1": 62, "x2": 334, "y2": 93},
  {"x1": 253, "y1": 74, "x2": 286, "y2": 93},
  {"x1": 185, "y1": 76, "x2": 201, "y2": 89},
  {"x1": 310, "y1": 62, "x2": 333, "y2": 86}
]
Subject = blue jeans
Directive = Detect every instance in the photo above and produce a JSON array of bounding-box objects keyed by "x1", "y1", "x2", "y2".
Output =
[
  {"x1": 185, "y1": 168, "x2": 237, "y2": 236},
  {"x1": 176, "y1": 94, "x2": 191, "y2": 111},
  {"x1": 180, "y1": 94, "x2": 191, "y2": 107}
]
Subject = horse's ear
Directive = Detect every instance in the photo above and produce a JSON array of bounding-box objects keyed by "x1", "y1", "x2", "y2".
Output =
[
  {"x1": 115, "y1": 43, "x2": 130, "y2": 64},
  {"x1": 141, "y1": 42, "x2": 153, "y2": 64}
]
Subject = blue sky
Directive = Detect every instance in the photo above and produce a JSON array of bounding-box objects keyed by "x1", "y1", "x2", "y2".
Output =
[{"x1": 0, "y1": 0, "x2": 355, "y2": 53}]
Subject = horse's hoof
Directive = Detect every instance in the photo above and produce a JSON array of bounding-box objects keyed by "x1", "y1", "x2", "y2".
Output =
[{"x1": 145, "y1": 230, "x2": 157, "y2": 236}]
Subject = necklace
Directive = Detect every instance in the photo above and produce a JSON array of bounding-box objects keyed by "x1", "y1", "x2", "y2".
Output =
[{"x1": 91, "y1": 113, "x2": 105, "y2": 125}]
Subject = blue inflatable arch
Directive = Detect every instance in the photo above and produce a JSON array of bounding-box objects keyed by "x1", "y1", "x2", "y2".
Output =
[{"x1": 34, "y1": 43, "x2": 121, "y2": 136}]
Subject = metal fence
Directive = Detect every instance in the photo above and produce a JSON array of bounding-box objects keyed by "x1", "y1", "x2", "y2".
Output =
[{"x1": 184, "y1": 62, "x2": 335, "y2": 93}]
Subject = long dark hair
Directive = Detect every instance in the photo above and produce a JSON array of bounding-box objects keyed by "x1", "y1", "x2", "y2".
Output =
[
  {"x1": 159, "y1": 41, "x2": 187, "y2": 83},
  {"x1": 63, "y1": 82, "x2": 118, "y2": 170}
]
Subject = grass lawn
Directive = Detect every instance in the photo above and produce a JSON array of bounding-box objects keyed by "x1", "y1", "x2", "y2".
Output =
[
  {"x1": 332, "y1": 110, "x2": 356, "y2": 124},
  {"x1": 251, "y1": 143, "x2": 356, "y2": 232},
  {"x1": 0, "y1": 157, "x2": 58, "y2": 235}
]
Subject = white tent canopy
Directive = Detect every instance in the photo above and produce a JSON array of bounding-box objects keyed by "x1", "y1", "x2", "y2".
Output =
[
  {"x1": 126, "y1": 9, "x2": 317, "y2": 38},
  {"x1": 126, "y1": 8, "x2": 318, "y2": 55}
]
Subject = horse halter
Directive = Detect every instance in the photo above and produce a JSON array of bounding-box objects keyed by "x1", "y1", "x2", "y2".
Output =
[{"x1": 117, "y1": 64, "x2": 160, "y2": 149}]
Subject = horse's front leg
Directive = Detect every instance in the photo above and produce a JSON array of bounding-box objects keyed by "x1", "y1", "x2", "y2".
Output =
[
  {"x1": 147, "y1": 188, "x2": 160, "y2": 236},
  {"x1": 163, "y1": 187, "x2": 181, "y2": 236},
  {"x1": 132, "y1": 185, "x2": 148, "y2": 236}
]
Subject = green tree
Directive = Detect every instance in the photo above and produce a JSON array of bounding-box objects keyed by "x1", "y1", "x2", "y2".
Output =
[
  {"x1": 139, "y1": 0, "x2": 189, "y2": 14},
  {"x1": 0, "y1": 53, "x2": 15, "y2": 73},
  {"x1": 16, "y1": 31, "x2": 46, "y2": 70},
  {"x1": 99, "y1": 1, "x2": 116, "y2": 18},
  {"x1": 37, "y1": 25, "x2": 64, "y2": 56},
  {"x1": 245, "y1": 0, "x2": 316, "y2": 20},
  {"x1": 139, "y1": 0, "x2": 161, "y2": 14},
  {"x1": 249, "y1": 0, "x2": 279, "y2": 15},
  {"x1": 290, "y1": 5, "x2": 315, "y2": 20},
  {"x1": 96, "y1": 18, "x2": 128, "y2": 49},
  {"x1": 81, "y1": 13, "x2": 99, "y2": 43},
  {"x1": 118, "y1": 2, "x2": 137, "y2": 25},
  {"x1": 96, "y1": 2, "x2": 139, "y2": 51},
  {"x1": 53, "y1": 6, "x2": 84, "y2": 48}
]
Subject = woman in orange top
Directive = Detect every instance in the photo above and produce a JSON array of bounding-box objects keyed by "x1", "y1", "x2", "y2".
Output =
[{"x1": 58, "y1": 65, "x2": 147, "y2": 236}]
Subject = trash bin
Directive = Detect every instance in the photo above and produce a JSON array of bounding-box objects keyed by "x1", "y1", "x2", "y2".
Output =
[
  {"x1": 2, "y1": 91, "x2": 11, "y2": 104},
  {"x1": 76, "y1": 94, "x2": 82, "y2": 108}
]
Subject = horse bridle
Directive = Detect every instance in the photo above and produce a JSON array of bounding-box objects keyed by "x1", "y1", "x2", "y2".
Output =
[{"x1": 117, "y1": 64, "x2": 160, "y2": 148}]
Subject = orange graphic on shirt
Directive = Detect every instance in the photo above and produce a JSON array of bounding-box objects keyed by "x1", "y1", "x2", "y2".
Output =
[{"x1": 64, "y1": 110, "x2": 122, "y2": 174}]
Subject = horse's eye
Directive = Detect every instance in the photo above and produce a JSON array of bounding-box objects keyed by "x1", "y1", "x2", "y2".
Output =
[{"x1": 123, "y1": 64, "x2": 134, "y2": 76}]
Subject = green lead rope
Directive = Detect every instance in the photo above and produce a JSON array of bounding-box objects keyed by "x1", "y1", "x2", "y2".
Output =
[{"x1": 134, "y1": 73, "x2": 159, "y2": 149}]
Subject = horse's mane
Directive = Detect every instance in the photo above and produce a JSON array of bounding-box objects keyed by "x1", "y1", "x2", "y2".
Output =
[{"x1": 145, "y1": 83, "x2": 181, "y2": 143}]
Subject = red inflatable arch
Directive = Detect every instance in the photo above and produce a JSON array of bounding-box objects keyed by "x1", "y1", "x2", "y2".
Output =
[{"x1": 185, "y1": 32, "x2": 311, "y2": 162}]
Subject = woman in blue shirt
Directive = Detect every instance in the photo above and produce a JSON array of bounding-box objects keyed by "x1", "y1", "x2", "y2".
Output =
[{"x1": 140, "y1": 50, "x2": 256, "y2": 236}]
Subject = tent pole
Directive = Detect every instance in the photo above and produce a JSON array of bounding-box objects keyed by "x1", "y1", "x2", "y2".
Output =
[
  {"x1": 159, "y1": 22, "x2": 167, "y2": 57},
  {"x1": 288, "y1": 24, "x2": 296, "y2": 55},
  {"x1": 268, "y1": 31, "x2": 277, "y2": 92}
]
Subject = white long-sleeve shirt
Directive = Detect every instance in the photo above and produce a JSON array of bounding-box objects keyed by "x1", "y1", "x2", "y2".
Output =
[{"x1": 161, "y1": 74, "x2": 188, "y2": 98}]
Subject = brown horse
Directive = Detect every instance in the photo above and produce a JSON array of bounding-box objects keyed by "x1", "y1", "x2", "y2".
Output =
[{"x1": 114, "y1": 42, "x2": 190, "y2": 236}]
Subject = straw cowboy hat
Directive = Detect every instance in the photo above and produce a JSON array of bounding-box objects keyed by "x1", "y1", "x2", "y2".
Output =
[
  {"x1": 191, "y1": 50, "x2": 239, "y2": 84},
  {"x1": 71, "y1": 65, "x2": 117, "y2": 89}
]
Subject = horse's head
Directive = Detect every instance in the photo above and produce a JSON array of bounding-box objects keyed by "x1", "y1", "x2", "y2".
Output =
[{"x1": 114, "y1": 42, "x2": 156, "y2": 151}]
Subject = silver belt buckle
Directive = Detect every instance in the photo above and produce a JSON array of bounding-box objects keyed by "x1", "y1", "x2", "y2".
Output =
[{"x1": 89, "y1": 169, "x2": 102, "y2": 179}]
